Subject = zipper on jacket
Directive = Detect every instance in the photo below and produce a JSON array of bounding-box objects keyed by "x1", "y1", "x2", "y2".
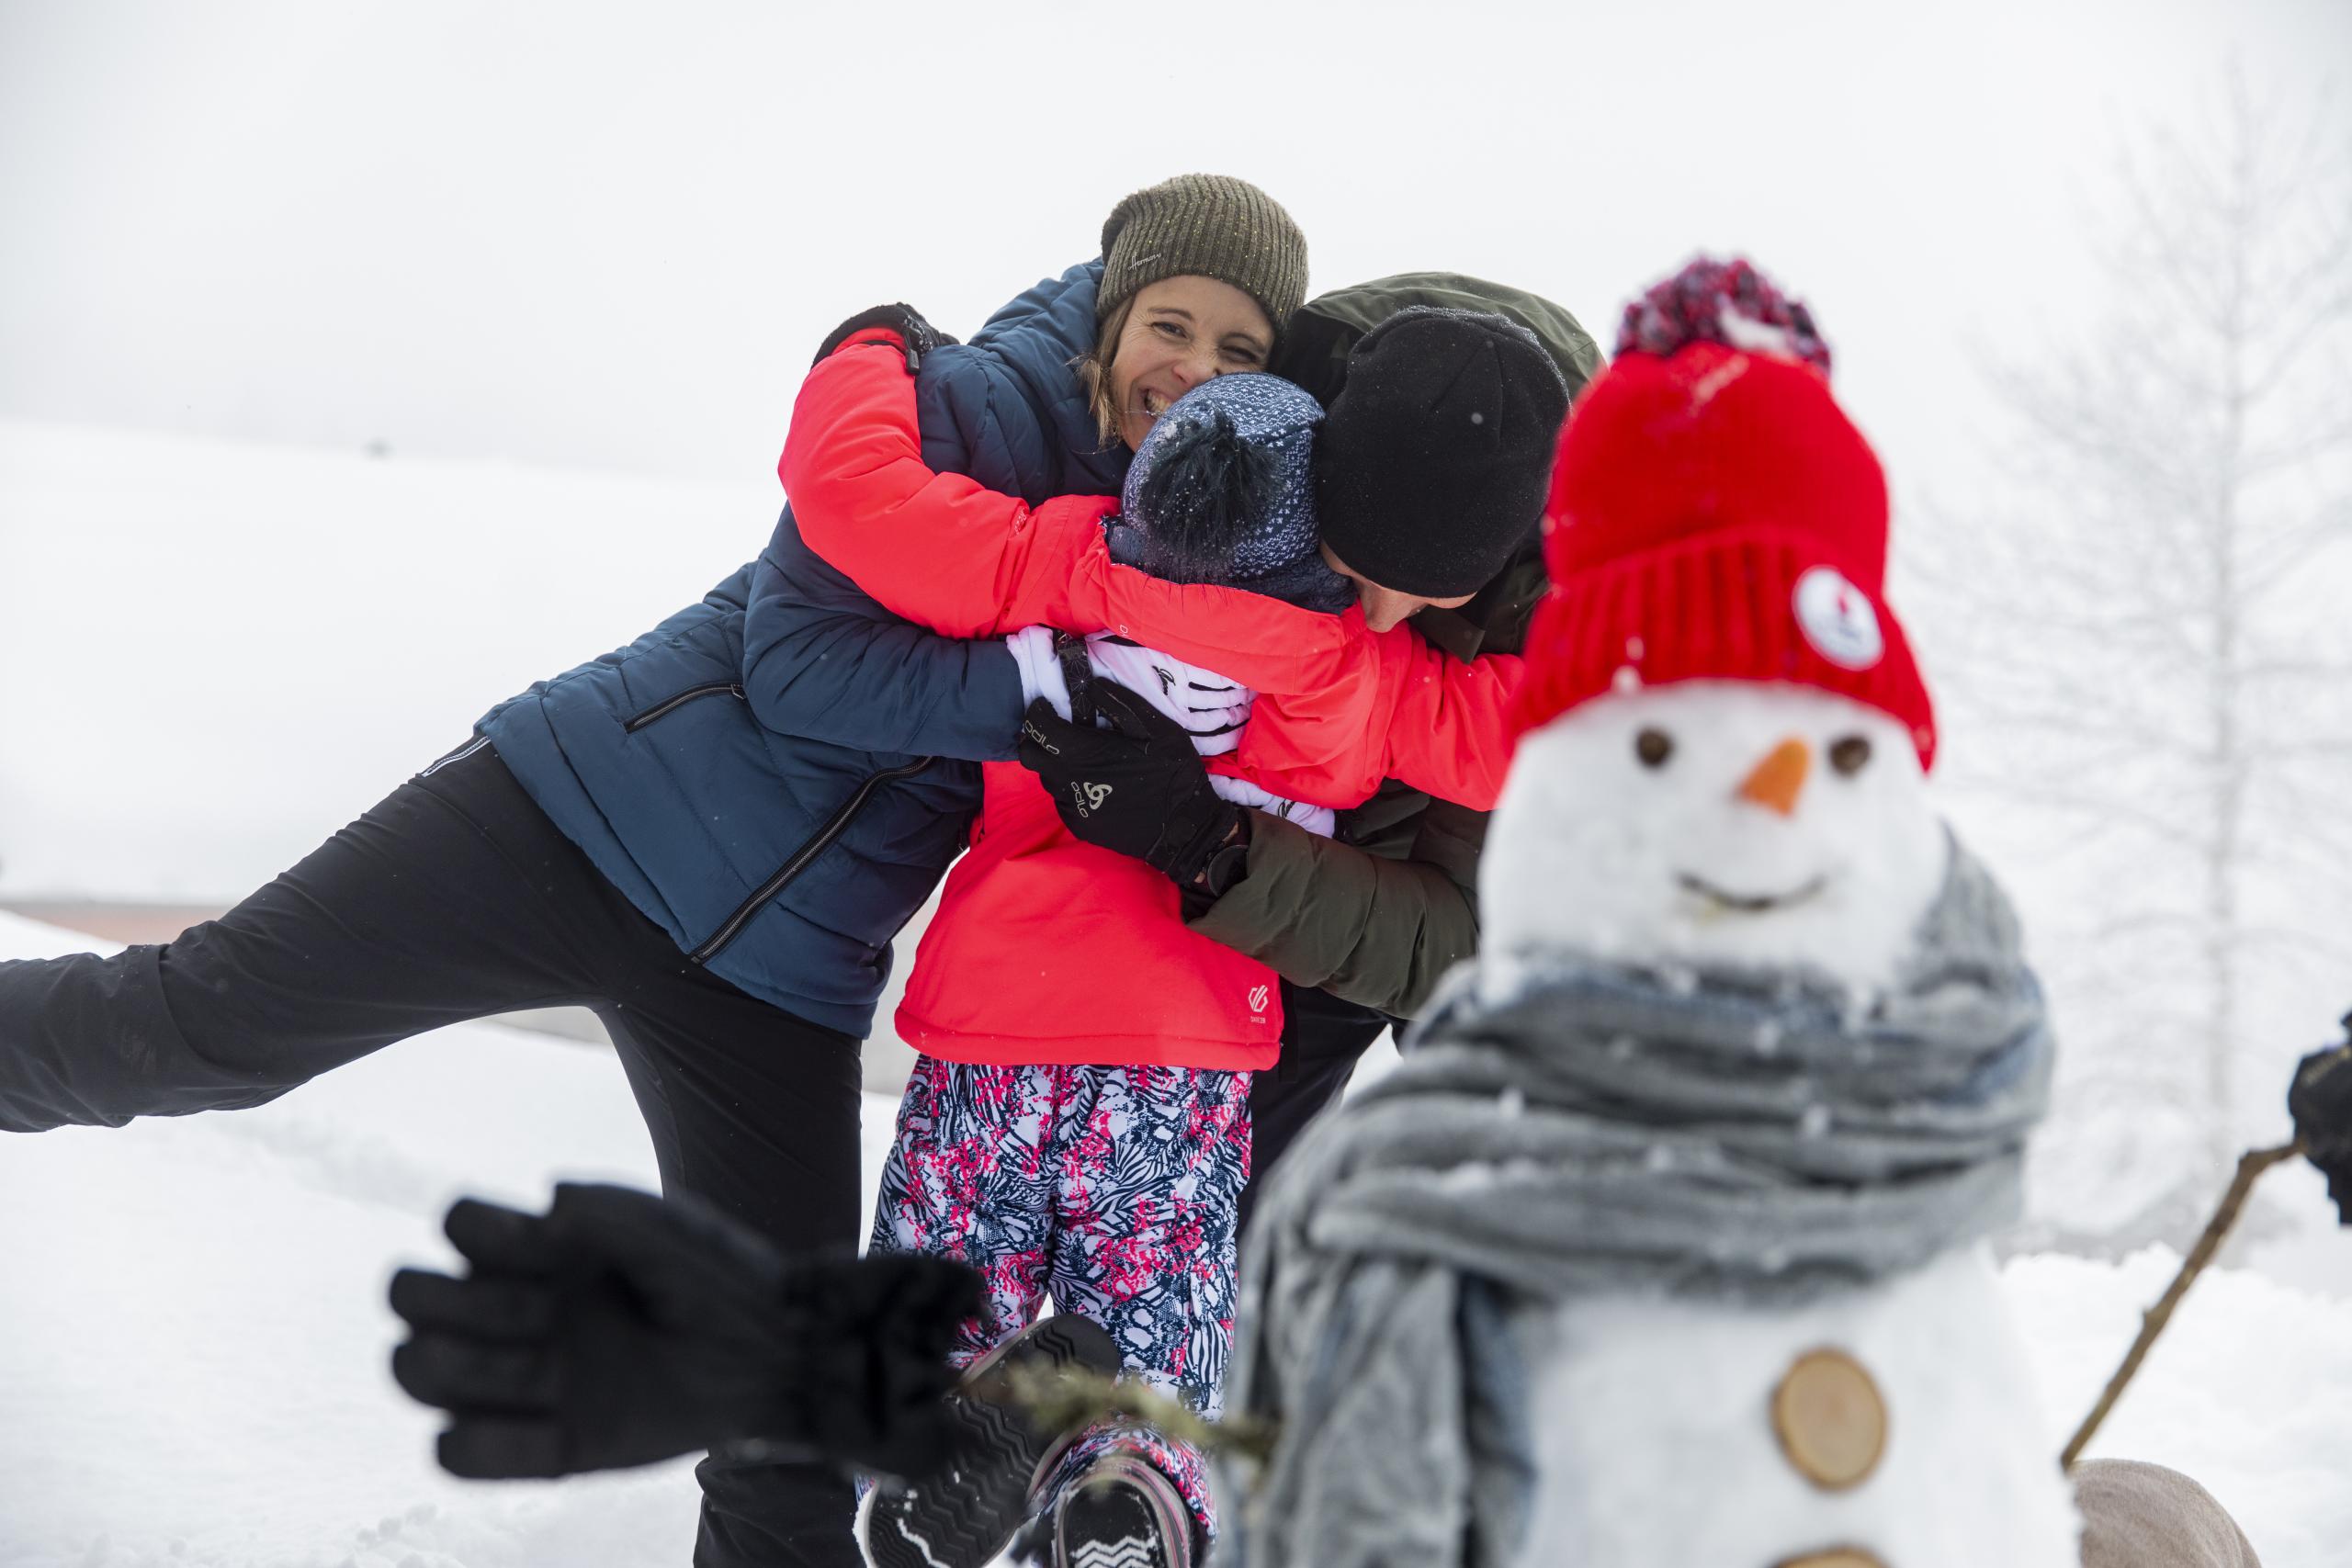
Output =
[
  {"x1": 690, "y1": 757, "x2": 935, "y2": 964},
  {"x1": 624, "y1": 682, "x2": 745, "y2": 733}
]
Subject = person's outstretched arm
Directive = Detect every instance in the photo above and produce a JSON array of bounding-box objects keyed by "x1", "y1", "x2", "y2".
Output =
[{"x1": 387, "y1": 1183, "x2": 981, "y2": 1481}]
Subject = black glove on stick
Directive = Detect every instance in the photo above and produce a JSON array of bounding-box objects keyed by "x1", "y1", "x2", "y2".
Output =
[
  {"x1": 1015, "y1": 682, "x2": 1241, "y2": 888},
  {"x1": 2290, "y1": 1018, "x2": 2352, "y2": 1225},
  {"x1": 388, "y1": 1183, "x2": 982, "y2": 1480}
]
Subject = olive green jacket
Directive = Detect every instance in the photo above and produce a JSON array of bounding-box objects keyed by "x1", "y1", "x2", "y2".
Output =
[{"x1": 1187, "y1": 275, "x2": 1600, "y2": 1019}]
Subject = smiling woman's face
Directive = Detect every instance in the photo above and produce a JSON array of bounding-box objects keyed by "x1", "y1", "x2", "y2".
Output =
[{"x1": 1106, "y1": 276, "x2": 1276, "y2": 450}]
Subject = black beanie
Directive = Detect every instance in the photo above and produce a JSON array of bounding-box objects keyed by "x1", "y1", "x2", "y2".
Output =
[{"x1": 1314, "y1": 308, "x2": 1571, "y2": 598}]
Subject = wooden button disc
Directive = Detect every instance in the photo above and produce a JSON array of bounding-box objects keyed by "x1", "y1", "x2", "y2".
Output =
[
  {"x1": 1770, "y1": 1347, "x2": 1887, "y2": 1490},
  {"x1": 1774, "y1": 1551, "x2": 1887, "y2": 1568}
]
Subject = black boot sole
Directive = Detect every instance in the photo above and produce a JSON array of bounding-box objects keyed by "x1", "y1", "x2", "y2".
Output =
[
  {"x1": 860, "y1": 1315, "x2": 1121, "y2": 1568},
  {"x1": 1057, "y1": 1471, "x2": 1182, "y2": 1568}
]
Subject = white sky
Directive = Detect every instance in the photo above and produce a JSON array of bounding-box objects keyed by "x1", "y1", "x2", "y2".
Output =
[{"x1": 3, "y1": 0, "x2": 2346, "y2": 495}]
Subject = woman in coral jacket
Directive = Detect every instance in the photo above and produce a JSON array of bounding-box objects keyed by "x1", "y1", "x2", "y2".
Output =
[{"x1": 0, "y1": 175, "x2": 1320, "y2": 1568}]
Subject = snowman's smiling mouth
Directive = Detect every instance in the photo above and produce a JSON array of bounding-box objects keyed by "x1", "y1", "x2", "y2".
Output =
[{"x1": 1675, "y1": 872, "x2": 1828, "y2": 914}]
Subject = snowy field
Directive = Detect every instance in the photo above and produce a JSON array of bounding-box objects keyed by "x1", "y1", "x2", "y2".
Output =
[
  {"x1": 3, "y1": 908, "x2": 2348, "y2": 1567},
  {"x1": 0, "y1": 910, "x2": 839, "y2": 1565}
]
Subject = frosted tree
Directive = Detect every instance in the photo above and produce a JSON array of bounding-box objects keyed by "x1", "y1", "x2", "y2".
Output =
[{"x1": 1916, "y1": 80, "x2": 2352, "y2": 1248}]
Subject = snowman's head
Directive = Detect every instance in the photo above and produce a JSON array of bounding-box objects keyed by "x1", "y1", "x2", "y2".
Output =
[
  {"x1": 1487, "y1": 257, "x2": 1945, "y2": 999},
  {"x1": 1483, "y1": 680, "x2": 1948, "y2": 999}
]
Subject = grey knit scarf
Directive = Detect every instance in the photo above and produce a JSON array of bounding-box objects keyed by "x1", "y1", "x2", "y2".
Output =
[{"x1": 1221, "y1": 836, "x2": 2052, "y2": 1568}]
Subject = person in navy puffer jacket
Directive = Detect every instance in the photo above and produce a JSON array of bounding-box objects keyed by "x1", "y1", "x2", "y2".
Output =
[{"x1": 0, "y1": 175, "x2": 1308, "y2": 1568}]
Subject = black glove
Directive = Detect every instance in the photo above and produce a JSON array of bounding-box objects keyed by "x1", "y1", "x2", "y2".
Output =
[
  {"x1": 813, "y1": 303, "x2": 957, "y2": 373},
  {"x1": 2290, "y1": 1018, "x2": 2352, "y2": 1225},
  {"x1": 1015, "y1": 680, "x2": 1242, "y2": 889},
  {"x1": 388, "y1": 1182, "x2": 983, "y2": 1480}
]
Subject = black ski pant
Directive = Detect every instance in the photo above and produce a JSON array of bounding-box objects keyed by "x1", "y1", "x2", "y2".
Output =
[
  {"x1": 0, "y1": 739, "x2": 865, "y2": 1568},
  {"x1": 1239, "y1": 982, "x2": 1394, "y2": 1234}
]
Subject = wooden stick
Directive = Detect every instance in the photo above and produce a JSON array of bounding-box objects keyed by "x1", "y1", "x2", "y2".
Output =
[{"x1": 2059, "y1": 1136, "x2": 2309, "y2": 1472}]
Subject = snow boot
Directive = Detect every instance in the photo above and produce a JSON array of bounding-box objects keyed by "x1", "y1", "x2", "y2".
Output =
[
  {"x1": 856, "y1": 1314, "x2": 1121, "y2": 1568},
  {"x1": 1021, "y1": 1447, "x2": 1199, "y2": 1568}
]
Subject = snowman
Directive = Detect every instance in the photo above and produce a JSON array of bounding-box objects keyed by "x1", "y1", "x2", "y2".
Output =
[{"x1": 1225, "y1": 260, "x2": 2079, "y2": 1568}]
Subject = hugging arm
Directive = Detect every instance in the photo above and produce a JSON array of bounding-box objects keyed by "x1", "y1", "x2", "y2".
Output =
[
  {"x1": 755, "y1": 332, "x2": 1340, "y2": 761},
  {"x1": 781, "y1": 326, "x2": 1363, "y2": 695},
  {"x1": 1189, "y1": 788, "x2": 1487, "y2": 1020},
  {"x1": 1369, "y1": 644, "x2": 1526, "y2": 809},
  {"x1": 779, "y1": 329, "x2": 1118, "y2": 637},
  {"x1": 741, "y1": 315, "x2": 1115, "y2": 761},
  {"x1": 739, "y1": 506, "x2": 1032, "y2": 761},
  {"x1": 1229, "y1": 637, "x2": 1528, "y2": 813}
]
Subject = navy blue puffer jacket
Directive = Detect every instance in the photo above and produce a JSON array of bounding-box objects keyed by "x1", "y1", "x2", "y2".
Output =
[{"x1": 477, "y1": 262, "x2": 1128, "y2": 1037}]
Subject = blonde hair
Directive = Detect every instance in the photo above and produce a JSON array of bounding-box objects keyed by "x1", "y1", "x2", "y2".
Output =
[{"x1": 1075, "y1": 295, "x2": 1136, "y2": 449}]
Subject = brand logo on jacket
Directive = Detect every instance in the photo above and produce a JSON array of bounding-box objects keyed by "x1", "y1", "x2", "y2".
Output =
[{"x1": 1248, "y1": 984, "x2": 1270, "y2": 1015}]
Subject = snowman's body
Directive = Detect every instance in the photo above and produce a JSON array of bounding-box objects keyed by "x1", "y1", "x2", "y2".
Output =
[
  {"x1": 1510, "y1": 1247, "x2": 2075, "y2": 1566},
  {"x1": 1478, "y1": 681, "x2": 2079, "y2": 1567}
]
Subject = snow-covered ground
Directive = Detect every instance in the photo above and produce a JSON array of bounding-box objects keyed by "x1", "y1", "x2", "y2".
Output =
[
  {"x1": 0, "y1": 909, "x2": 863, "y2": 1565},
  {"x1": 2, "y1": 905, "x2": 2346, "y2": 1566}
]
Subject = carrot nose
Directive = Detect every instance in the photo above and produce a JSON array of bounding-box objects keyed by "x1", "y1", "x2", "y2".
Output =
[{"x1": 1737, "y1": 738, "x2": 1812, "y2": 817}]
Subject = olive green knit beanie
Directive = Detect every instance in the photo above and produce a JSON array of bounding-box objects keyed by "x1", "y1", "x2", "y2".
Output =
[{"x1": 1098, "y1": 174, "x2": 1309, "y2": 333}]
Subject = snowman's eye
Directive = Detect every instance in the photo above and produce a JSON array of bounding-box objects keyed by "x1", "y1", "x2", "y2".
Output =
[
  {"x1": 1829, "y1": 736, "x2": 1872, "y2": 775},
  {"x1": 1634, "y1": 728, "x2": 1674, "y2": 768}
]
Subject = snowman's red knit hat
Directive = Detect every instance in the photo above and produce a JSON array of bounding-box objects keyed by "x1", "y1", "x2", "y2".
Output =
[{"x1": 1510, "y1": 257, "x2": 1938, "y2": 768}]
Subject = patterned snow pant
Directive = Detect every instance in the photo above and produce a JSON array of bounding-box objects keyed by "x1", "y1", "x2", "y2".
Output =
[{"x1": 867, "y1": 1056, "x2": 1253, "y2": 1543}]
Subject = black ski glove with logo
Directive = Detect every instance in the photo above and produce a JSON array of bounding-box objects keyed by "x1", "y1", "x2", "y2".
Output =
[
  {"x1": 1015, "y1": 680, "x2": 1240, "y2": 888},
  {"x1": 389, "y1": 1182, "x2": 982, "y2": 1480},
  {"x1": 2290, "y1": 1018, "x2": 2352, "y2": 1224}
]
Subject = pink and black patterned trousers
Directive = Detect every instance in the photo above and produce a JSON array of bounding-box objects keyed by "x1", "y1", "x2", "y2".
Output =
[{"x1": 867, "y1": 1055, "x2": 1253, "y2": 1541}]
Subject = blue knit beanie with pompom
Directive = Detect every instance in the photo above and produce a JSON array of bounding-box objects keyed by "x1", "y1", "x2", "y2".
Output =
[{"x1": 1108, "y1": 372, "x2": 1354, "y2": 613}]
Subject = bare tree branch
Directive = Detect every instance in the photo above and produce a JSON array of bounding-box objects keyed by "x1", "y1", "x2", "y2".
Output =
[{"x1": 1922, "y1": 81, "x2": 2352, "y2": 1211}]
